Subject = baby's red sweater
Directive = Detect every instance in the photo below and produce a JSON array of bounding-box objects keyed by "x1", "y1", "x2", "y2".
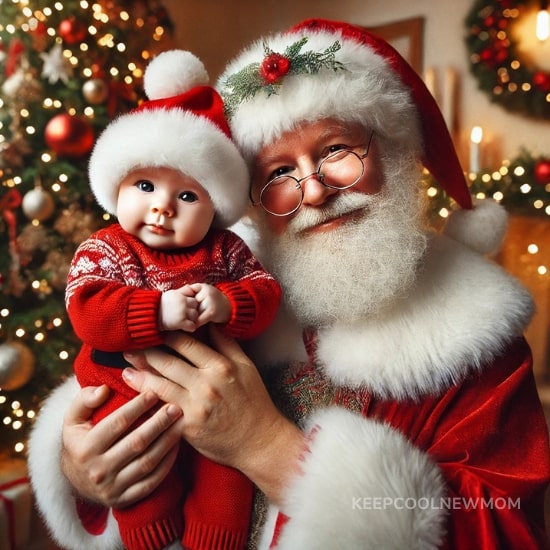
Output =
[{"x1": 67, "y1": 224, "x2": 281, "y2": 550}]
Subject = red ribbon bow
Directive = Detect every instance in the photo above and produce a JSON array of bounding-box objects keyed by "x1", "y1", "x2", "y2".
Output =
[{"x1": 0, "y1": 189, "x2": 22, "y2": 243}]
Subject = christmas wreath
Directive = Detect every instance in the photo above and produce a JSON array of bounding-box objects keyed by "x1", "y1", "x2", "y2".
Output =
[{"x1": 465, "y1": 0, "x2": 550, "y2": 119}]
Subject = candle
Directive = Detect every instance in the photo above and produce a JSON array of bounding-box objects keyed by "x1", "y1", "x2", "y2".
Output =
[
  {"x1": 424, "y1": 67, "x2": 437, "y2": 99},
  {"x1": 470, "y1": 126, "x2": 483, "y2": 174},
  {"x1": 442, "y1": 67, "x2": 456, "y2": 132},
  {"x1": 536, "y1": 7, "x2": 550, "y2": 41}
]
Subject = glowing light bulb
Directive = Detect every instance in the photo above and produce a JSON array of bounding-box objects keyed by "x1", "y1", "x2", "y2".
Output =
[{"x1": 537, "y1": 7, "x2": 550, "y2": 41}]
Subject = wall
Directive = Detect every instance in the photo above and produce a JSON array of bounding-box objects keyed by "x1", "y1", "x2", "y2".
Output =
[
  {"x1": 161, "y1": 0, "x2": 550, "y2": 381},
  {"x1": 161, "y1": 0, "x2": 549, "y2": 169}
]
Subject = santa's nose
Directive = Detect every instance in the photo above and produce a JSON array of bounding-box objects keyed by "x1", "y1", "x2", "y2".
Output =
[{"x1": 301, "y1": 175, "x2": 338, "y2": 207}]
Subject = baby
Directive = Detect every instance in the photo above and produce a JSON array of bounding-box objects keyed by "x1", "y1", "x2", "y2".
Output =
[{"x1": 66, "y1": 50, "x2": 281, "y2": 550}]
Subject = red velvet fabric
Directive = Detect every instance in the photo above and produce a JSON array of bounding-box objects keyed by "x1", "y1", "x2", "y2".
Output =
[{"x1": 321, "y1": 336, "x2": 549, "y2": 548}]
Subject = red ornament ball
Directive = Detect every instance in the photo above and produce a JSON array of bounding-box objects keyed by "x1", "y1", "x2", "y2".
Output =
[
  {"x1": 58, "y1": 18, "x2": 88, "y2": 45},
  {"x1": 532, "y1": 71, "x2": 550, "y2": 92},
  {"x1": 533, "y1": 159, "x2": 550, "y2": 185},
  {"x1": 45, "y1": 114, "x2": 94, "y2": 158}
]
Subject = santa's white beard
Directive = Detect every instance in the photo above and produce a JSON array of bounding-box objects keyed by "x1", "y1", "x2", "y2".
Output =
[{"x1": 255, "y1": 165, "x2": 428, "y2": 327}]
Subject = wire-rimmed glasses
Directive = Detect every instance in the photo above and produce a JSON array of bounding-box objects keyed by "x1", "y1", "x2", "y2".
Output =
[{"x1": 252, "y1": 131, "x2": 374, "y2": 216}]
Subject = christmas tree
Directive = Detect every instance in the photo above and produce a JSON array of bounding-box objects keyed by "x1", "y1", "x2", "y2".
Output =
[{"x1": 0, "y1": 0, "x2": 173, "y2": 455}]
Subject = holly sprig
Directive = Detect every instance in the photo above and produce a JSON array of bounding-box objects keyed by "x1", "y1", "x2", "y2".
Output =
[{"x1": 221, "y1": 37, "x2": 345, "y2": 117}]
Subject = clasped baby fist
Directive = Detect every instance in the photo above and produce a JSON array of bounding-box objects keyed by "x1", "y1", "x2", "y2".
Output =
[
  {"x1": 158, "y1": 286, "x2": 200, "y2": 332},
  {"x1": 158, "y1": 283, "x2": 231, "y2": 333}
]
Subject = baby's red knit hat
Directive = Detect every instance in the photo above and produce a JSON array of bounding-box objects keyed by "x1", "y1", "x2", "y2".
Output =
[{"x1": 89, "y1": 50, "x2": 249, "y2": 228}]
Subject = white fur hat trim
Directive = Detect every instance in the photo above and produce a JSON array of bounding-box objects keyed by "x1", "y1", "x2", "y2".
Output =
[{"x1": 89, "y1": 50, "x2": 249, "y2": 228}]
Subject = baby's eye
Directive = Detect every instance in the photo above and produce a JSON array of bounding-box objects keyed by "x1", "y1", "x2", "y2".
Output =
[
  {"x1": 179, "y1": 191, "x2": 198, "y2": 203},
  {"x1": 136, "y1": 180, "x2": 154, "y2": 192}
]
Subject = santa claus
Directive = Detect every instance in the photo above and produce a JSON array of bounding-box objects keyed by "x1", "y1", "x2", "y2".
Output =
[{"x1": 28, "y1": 18, "x2": 550, "y2": 550}]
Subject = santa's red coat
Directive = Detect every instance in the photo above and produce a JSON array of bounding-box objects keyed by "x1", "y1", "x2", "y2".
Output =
[{"x1": 28, "y1": 231, "x2": 550, "y2": 549}]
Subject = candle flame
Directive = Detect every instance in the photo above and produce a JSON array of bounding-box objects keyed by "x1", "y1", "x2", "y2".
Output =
[
  {"x1": 536, "y1": 9, "x2": 550, "y2": 42},
  {"x1": 470, "y1": 126, "x2": 483, "y2": 144}
]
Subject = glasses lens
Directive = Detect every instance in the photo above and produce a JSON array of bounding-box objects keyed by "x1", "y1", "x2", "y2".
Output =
[
  {"x1": 319, "y1": 150, "x2": 364, "y2": 189},
  {"x1": 260, "y1": 176, "x2": 303, "y2": 216}
]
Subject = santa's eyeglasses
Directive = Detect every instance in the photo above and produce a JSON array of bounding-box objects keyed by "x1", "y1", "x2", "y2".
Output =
[{"x1": 251, "y1": 131, "x2": 374, "y2": 217}]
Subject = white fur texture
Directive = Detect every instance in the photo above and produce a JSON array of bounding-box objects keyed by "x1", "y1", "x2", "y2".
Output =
[
  {"x1": 217, "y1": 28, "x2": 422, "y2": 164},
  {"x1": 88, "y1": 108, "x2": 249, "y2": 227},
  {"x1": 443, "y1": 198, "x2": 509, "y2": 256},
  {"x1": 144, "y1": 50, "x2": 209, "y2": 100},
  {"x1": 274, "y1": 407, "x2": 447, "y2": 549},
  {"x1": 27, "y1": 377, "x2": 124, "y2": 550},
  {"x1": 230, "y1": 218, "x2": 309, "y2": 367},
  {"x1": 315, "y1": 232, "x2": 534, "y2": 399}
]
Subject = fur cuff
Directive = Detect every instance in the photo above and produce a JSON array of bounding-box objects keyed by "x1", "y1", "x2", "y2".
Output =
[
  {"x1": 27, "y1": 376, "x2": 123, "y2": 549},
  {"x1": 274, "y1": 408, "x2": 447, "y2": 549}
]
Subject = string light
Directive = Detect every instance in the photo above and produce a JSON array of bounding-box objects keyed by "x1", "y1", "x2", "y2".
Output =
[
  {"x1": 1, "y1": 0, "x2": 173, "y2": 455},
  {"x1": 424, "y1": 152, "x2": 550, "y2": 291},
  {"x1": 0, "y1": 305, "x2": 75, "y2": 453},
  {"x1": 0, "y1": 394, "x2": 36, "y2": 453}
]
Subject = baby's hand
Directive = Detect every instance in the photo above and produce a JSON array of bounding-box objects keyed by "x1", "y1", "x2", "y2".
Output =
[
  {"x1": 158, "y1": 286, "x2": 200, "y2": 332},
  {"x1": 187, "y1": 283, "x2": 231, "y2": 328}
]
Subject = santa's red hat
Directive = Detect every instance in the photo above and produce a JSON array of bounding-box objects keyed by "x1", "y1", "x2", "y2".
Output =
[
  {"x1": 89, "y1": 50, "x2": 249, "y2": 228},
  {"x1": 218, "y1": 18, "x2": 472, "y2": 211}
]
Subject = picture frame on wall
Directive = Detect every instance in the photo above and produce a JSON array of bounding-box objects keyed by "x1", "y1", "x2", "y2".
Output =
[{"x1": 365, "y1": 16, "x2": 424, "y2": 74}]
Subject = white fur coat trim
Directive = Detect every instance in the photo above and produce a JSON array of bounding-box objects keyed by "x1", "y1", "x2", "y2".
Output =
[
  {"x1": 27, "y1": 377, "x2": 124, "y2": 550},
  {"x1": 316, "y1": 233, "x2": 534, "y2": 399},
  {"x1": 274, "y1": 407, "x2": 447, "y2": 549},
  {"x1": 252, "y1": 232, "x2": 534, "y2": 400}
]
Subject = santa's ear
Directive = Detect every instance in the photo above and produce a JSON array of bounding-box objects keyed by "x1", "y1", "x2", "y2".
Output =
[{"x1": 442, "y1": 198, "x2": 508, "y2": 256}]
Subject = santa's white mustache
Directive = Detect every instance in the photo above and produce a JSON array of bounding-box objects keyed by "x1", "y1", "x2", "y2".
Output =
[{"x1": 287, "y1": 191, "x2": 376, "y2": 233}]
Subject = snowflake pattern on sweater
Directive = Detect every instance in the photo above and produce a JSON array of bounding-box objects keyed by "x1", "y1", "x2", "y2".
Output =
[{"x1": 66, "y1": 223, "x2": 281, "y2": 347}]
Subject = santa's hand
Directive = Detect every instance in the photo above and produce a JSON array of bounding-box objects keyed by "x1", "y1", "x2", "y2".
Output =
[
  {"x1": 61, "y1": 385, "x2": 183, "y2": 508},
  {"x1": 158, "y1": 286, "x2": 200, "y2": 332},
  {"x1": 188, "y1": 282, "x2": 231, "y2": 327},
  {"x1": 122, "y1": 327, "x2": 305, "y2": 504}
]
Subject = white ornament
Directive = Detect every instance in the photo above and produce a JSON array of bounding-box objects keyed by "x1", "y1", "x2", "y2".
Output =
[
  {"x1": 22, "y1": 186, "x2": 55, "y2": 221},
  {"x1": 40, "y1": 43, "x2": 73, "y2": 84},
  {"x1": 2, "y1": 62, "x2": 43, "y2": 101},
  {"x1": 2, "y1": 69, "x2": 27, "y2": 98}
]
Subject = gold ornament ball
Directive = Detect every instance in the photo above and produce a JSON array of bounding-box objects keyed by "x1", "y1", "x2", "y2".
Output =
[
  {"x1": 0, "y1": 341, "x2": 35, "y2": 391},
  {"x1": 82, "y1": 79, "x2": 109, "y2": 104},
  {"x1": 22, "y1": 187, "x2": 55, "y2": 221}
]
